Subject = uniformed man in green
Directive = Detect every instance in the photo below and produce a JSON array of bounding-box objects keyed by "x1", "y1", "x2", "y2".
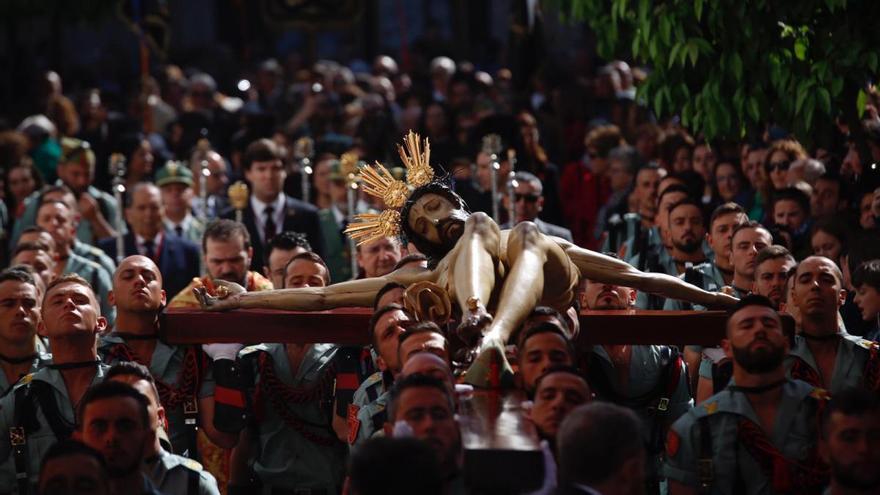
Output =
[
  {"x1": 786, "y1": 256, "x2": 880, "y2": 395},
  {"x1": 630, "y1": 185, "x2": 690, "y2": 309},
  {"x1": 0, "y1": 274, "x2": 111, "y2": 494},
  {"x1": 0, "y1": 268, "x2": 51, "y2": 394},
  {"x1": 317, "y1": 159, "x2": 356, "y2": 282},
  {"x1": 107, "y1": 361, "x2": 220, "y2": 495},
  {"x1": 157, "y1": 161, "x2": 206, "y2": 246},
  {"x1": 99, "y1": 255, "x2": 236, "y2": 457},
  {"x1": 349, "y1": 304, "x2": 414, "y2": 447},
  {"x1": 694, "y1": 222, "x2": 773, "y2": 403},
  {"x1": 664, "y1": 203, "x2": 746, "y2": 311},
  {"x1": 664, "y1": 294, "x2": 829, "y2": 495},
  {"x1": 206, "y1": 252, "x2": 347, "y2": 494},
  {"x1": 12, "y1": 139, "x2": 121, "y2": 247},
  {"x1": 35, "y1": 200, "x2": 115, "y2": 326},
  {"x1": 33, "y1": 185, "x2": 117, "y2": 276},
  {"x1": 601, "y1": 163, "x2": 661, "y2": 256},
  {"x1": 582, "y1": 275, "x2": 692, "y2": 489}
]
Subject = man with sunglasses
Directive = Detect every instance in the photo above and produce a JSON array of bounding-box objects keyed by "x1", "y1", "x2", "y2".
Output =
[{"x1": 503, "y1": 171, "x2": 573, "y2": 242}]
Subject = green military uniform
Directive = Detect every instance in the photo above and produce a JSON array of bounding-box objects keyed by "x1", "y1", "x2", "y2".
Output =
[
  {"x1": 348, "y1": 370, "x2": 393, "y2": 447},
  {"x1": 164, "y1": 214, "x2": 206, "y2": 246},
  {"x1": 12, "y1": 182, "x2": 122, "y2": 247},
  {"x1": 318, "y1": 207, "x2": 353, "y2": 282},
  {"x1": 692, "y1": 287, "x2": 749, "y2": 394},
  {"x1": 602, "y1": 212, "x2": 644, "y2": 256},
  {"x1": 588, "y1": 345, "x2": 692, "y2": 480},
  {"x1": 239, "y1": 343, "x2": 347, "y2": 493},
  {"x1": 664, "y1": 262, "x2": 729, "y2": 311},
  {"x1": 65, "y1": 252, "x2": 115, "y2": 327},
  {"x1": 99, "y1": 334, "x2": 213, "y2": 456},
  {"x1": 0, "y1": 363, "x2": 109, "y2": 493},
  {"x1": 786, "y1": 332, "x2": 880, "y2": 395},
  {"x1": 631, "y1": 246, "x2": 678, "y2": 310},
  {"x1": 664, "y1": 379, "x2": 828, "y2": 494},
  {"x1": 156, "y1": 161, "x2": 207, "y2": 248},
  {"x1": 0, "y1": 351, "x2": 52, "y2": 395},
  {"x1": 145, "y1": 448, "x2": 220, "y2": 495},
  {"x1": 72, "y1": 239, "x2": 116, "y2": 276}
]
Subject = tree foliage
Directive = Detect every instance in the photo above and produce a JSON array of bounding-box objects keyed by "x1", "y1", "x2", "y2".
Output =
[{"x1": 550, "y1": 0, "x2": 880, "y2": 145}]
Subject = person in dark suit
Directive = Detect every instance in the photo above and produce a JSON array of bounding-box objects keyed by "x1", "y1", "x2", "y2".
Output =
[
  {"x1": 222, "y1": 138, "x2": 323, "y2": 271},
  {"x1": 556, "y1": 402, "x2": 645, "y2": 495},
  {"x1": 98, "y1": 182, "x2": 200, "y2": 300},
  {"x1": 503, "y1": 171, "x2": 574, "y2": 242}
]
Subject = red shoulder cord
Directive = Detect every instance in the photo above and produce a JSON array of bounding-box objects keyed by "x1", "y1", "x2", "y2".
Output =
[
  {"x1": 736, "y1": 417, "x2": 828, "y2": 494},
  {"x1": 107, "y1": 344, "x2": 202, "y2": 409},
  {"x1": 253, "y1": 352, "x2": 338, "y2": 446}
]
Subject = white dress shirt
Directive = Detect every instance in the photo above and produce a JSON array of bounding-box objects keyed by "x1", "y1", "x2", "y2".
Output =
[{"x1": 250, "y1": 194, "x2": 286, "y2": 243}]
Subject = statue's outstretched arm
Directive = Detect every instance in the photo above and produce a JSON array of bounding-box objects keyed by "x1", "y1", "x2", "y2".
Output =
[
  {"x1": 561, "y1": 241, "x2": 738, "y2": 308},
  {"x1": 196, "y1": 267, "x2": 437, "y2": 311}
]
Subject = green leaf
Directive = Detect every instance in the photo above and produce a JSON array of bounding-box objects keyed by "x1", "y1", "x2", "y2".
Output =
[
  {"x1": 794, "y1": 39, "x2": 807, "y2": 60},
  {"x1": 695, "y1": 0, "x2": 704, "y2": 21},
  {"x1": 687, "y1": 41, "x2": 699, "y2": 66},
  {"x1": 804, "y1": 93, "x2": 816, "y2": 130},
  {"x1": 831, "y1": 78, "x2": 844, "y2": 97},
  {"x1": 660, "y1": 16, "x2": 671, "y2": 45},
  {"x1": 731, "y1": 53, "x2": 743, "y2": 82},
  {"x1": 858, "y1": 89, "x2": 868, "y2": 118},
  {"x1": 747, "y1": 96, "x2": 760, "y2": 122},
  {"x1": 654, "y1": 89, "x2": 664, "y2": 118},
  {"x1": 817, "y1": 87, "x2": 831, "y2": 115},
  {"x1": 669, "y1": 44, "x2": 682, "y2": 69},
  {"x1": 796, "y1": 79, "x2": 813, "y2": 115}
]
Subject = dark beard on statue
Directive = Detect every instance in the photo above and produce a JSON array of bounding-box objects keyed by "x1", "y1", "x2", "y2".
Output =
[
  {"x1": 731, "y1": 341, "x2": 785, "y2": 374},
  {"x1": 673, "y1": 238, "x2": 701, "y2": 254},
  {"x1": 437, "y1": 217, "x2": 465, "y2": 253}
]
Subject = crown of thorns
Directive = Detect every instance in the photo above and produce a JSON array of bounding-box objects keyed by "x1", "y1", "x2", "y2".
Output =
[{"x1": 344, "y1": 131, "x2": 434, "y2": 245}]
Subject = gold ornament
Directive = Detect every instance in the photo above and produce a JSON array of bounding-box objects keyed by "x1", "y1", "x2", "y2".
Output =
[
  {"x1": 344, "y1": 131, "x2": 435, "y2": 245},
  {"x1": 228, "y1": 181, "x2": 249, "y2": 210}
]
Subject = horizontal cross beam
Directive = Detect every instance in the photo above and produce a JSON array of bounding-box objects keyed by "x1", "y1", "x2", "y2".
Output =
[{"x1": 160, "y1": 308, "x2": 781, "y2": 346}]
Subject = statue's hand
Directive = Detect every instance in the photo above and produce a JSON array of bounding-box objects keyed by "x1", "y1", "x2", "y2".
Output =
[
  {"x1": 193, "y1": 280, "x2": 245, "y2": 311},
  {"x1": 713, "y1": 288, "x2": 740, "y2": 308}
]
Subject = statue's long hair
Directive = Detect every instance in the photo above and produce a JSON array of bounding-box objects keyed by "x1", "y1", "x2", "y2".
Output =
[{"x1": 400, "y1": 179, "x2": 470, "y2": 269}]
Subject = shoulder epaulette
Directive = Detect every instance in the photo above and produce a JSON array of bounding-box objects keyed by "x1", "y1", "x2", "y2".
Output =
[
  {"x1": 180, "y1": 457, "x2": 203, "y2": 471},
  {"x1": 239, "y1": 344, "x2": 270, "y2": 357},
  {"x1": 809, "y1": 387, "x2": 831, "y2": 401},
  {"x1": 855, "y1": 338, "x2": 880, "y2": 351},
  {"x1": 364, "y1": 372, "x2": 383, "y2": 386}
]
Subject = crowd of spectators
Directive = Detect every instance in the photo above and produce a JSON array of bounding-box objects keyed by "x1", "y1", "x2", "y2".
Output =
[{"x1": 1, "y1": 49, "x2": 880, "y2": 495}]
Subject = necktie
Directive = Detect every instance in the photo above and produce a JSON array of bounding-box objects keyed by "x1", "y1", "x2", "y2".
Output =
[
  {"x1": 175, "y1": 225, "x2": 183, "y2": 238},
  {"x1": 143, "y1": 239, "x2": 156, "y2": 260},
  {"x1": 264, "y1": 206, "x2": 276, "y2": 244}
]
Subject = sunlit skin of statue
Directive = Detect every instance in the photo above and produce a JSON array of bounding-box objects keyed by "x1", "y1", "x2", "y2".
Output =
[{"x1": 196, "y1": 133, "x2": 737, "y2": 382}]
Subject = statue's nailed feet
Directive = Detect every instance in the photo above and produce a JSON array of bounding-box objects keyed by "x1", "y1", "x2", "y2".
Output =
[
  {"x1": 456, "y1": 296, "x2": 493, "y2": 347},
  {"x1": 193, "y1": 280, "x2": 246, "y2": 311}
]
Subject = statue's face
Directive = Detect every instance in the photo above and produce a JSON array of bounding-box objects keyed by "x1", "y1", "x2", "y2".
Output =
[{"x1": 407, "y1": 193, "x2": 468, "y2": 247}]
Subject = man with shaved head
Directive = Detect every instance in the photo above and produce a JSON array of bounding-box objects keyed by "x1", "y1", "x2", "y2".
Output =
[
  {"x1": 786, "y1": 256, "x2": 880, "y2": 394},
  {"x1": 99, "y1": 255, "x2": 236, "y2": 457}
]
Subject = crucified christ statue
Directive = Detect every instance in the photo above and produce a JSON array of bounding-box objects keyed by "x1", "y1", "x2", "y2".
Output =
[{"x1": 195, "y1": 181, "x2": 737, "y2": 351}]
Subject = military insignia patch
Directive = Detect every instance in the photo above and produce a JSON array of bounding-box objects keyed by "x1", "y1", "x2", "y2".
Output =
[
  {"x1": 704, "y1": 401, "x2": 719, "y2": 415},
  {"x1": 348, "y1": 404, "x2": 361, "y2": 445}
]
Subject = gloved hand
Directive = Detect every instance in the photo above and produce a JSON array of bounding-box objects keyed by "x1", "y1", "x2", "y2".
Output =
[{"x1": 202, "y1": 343, "x2": 244, "y2": 361}]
